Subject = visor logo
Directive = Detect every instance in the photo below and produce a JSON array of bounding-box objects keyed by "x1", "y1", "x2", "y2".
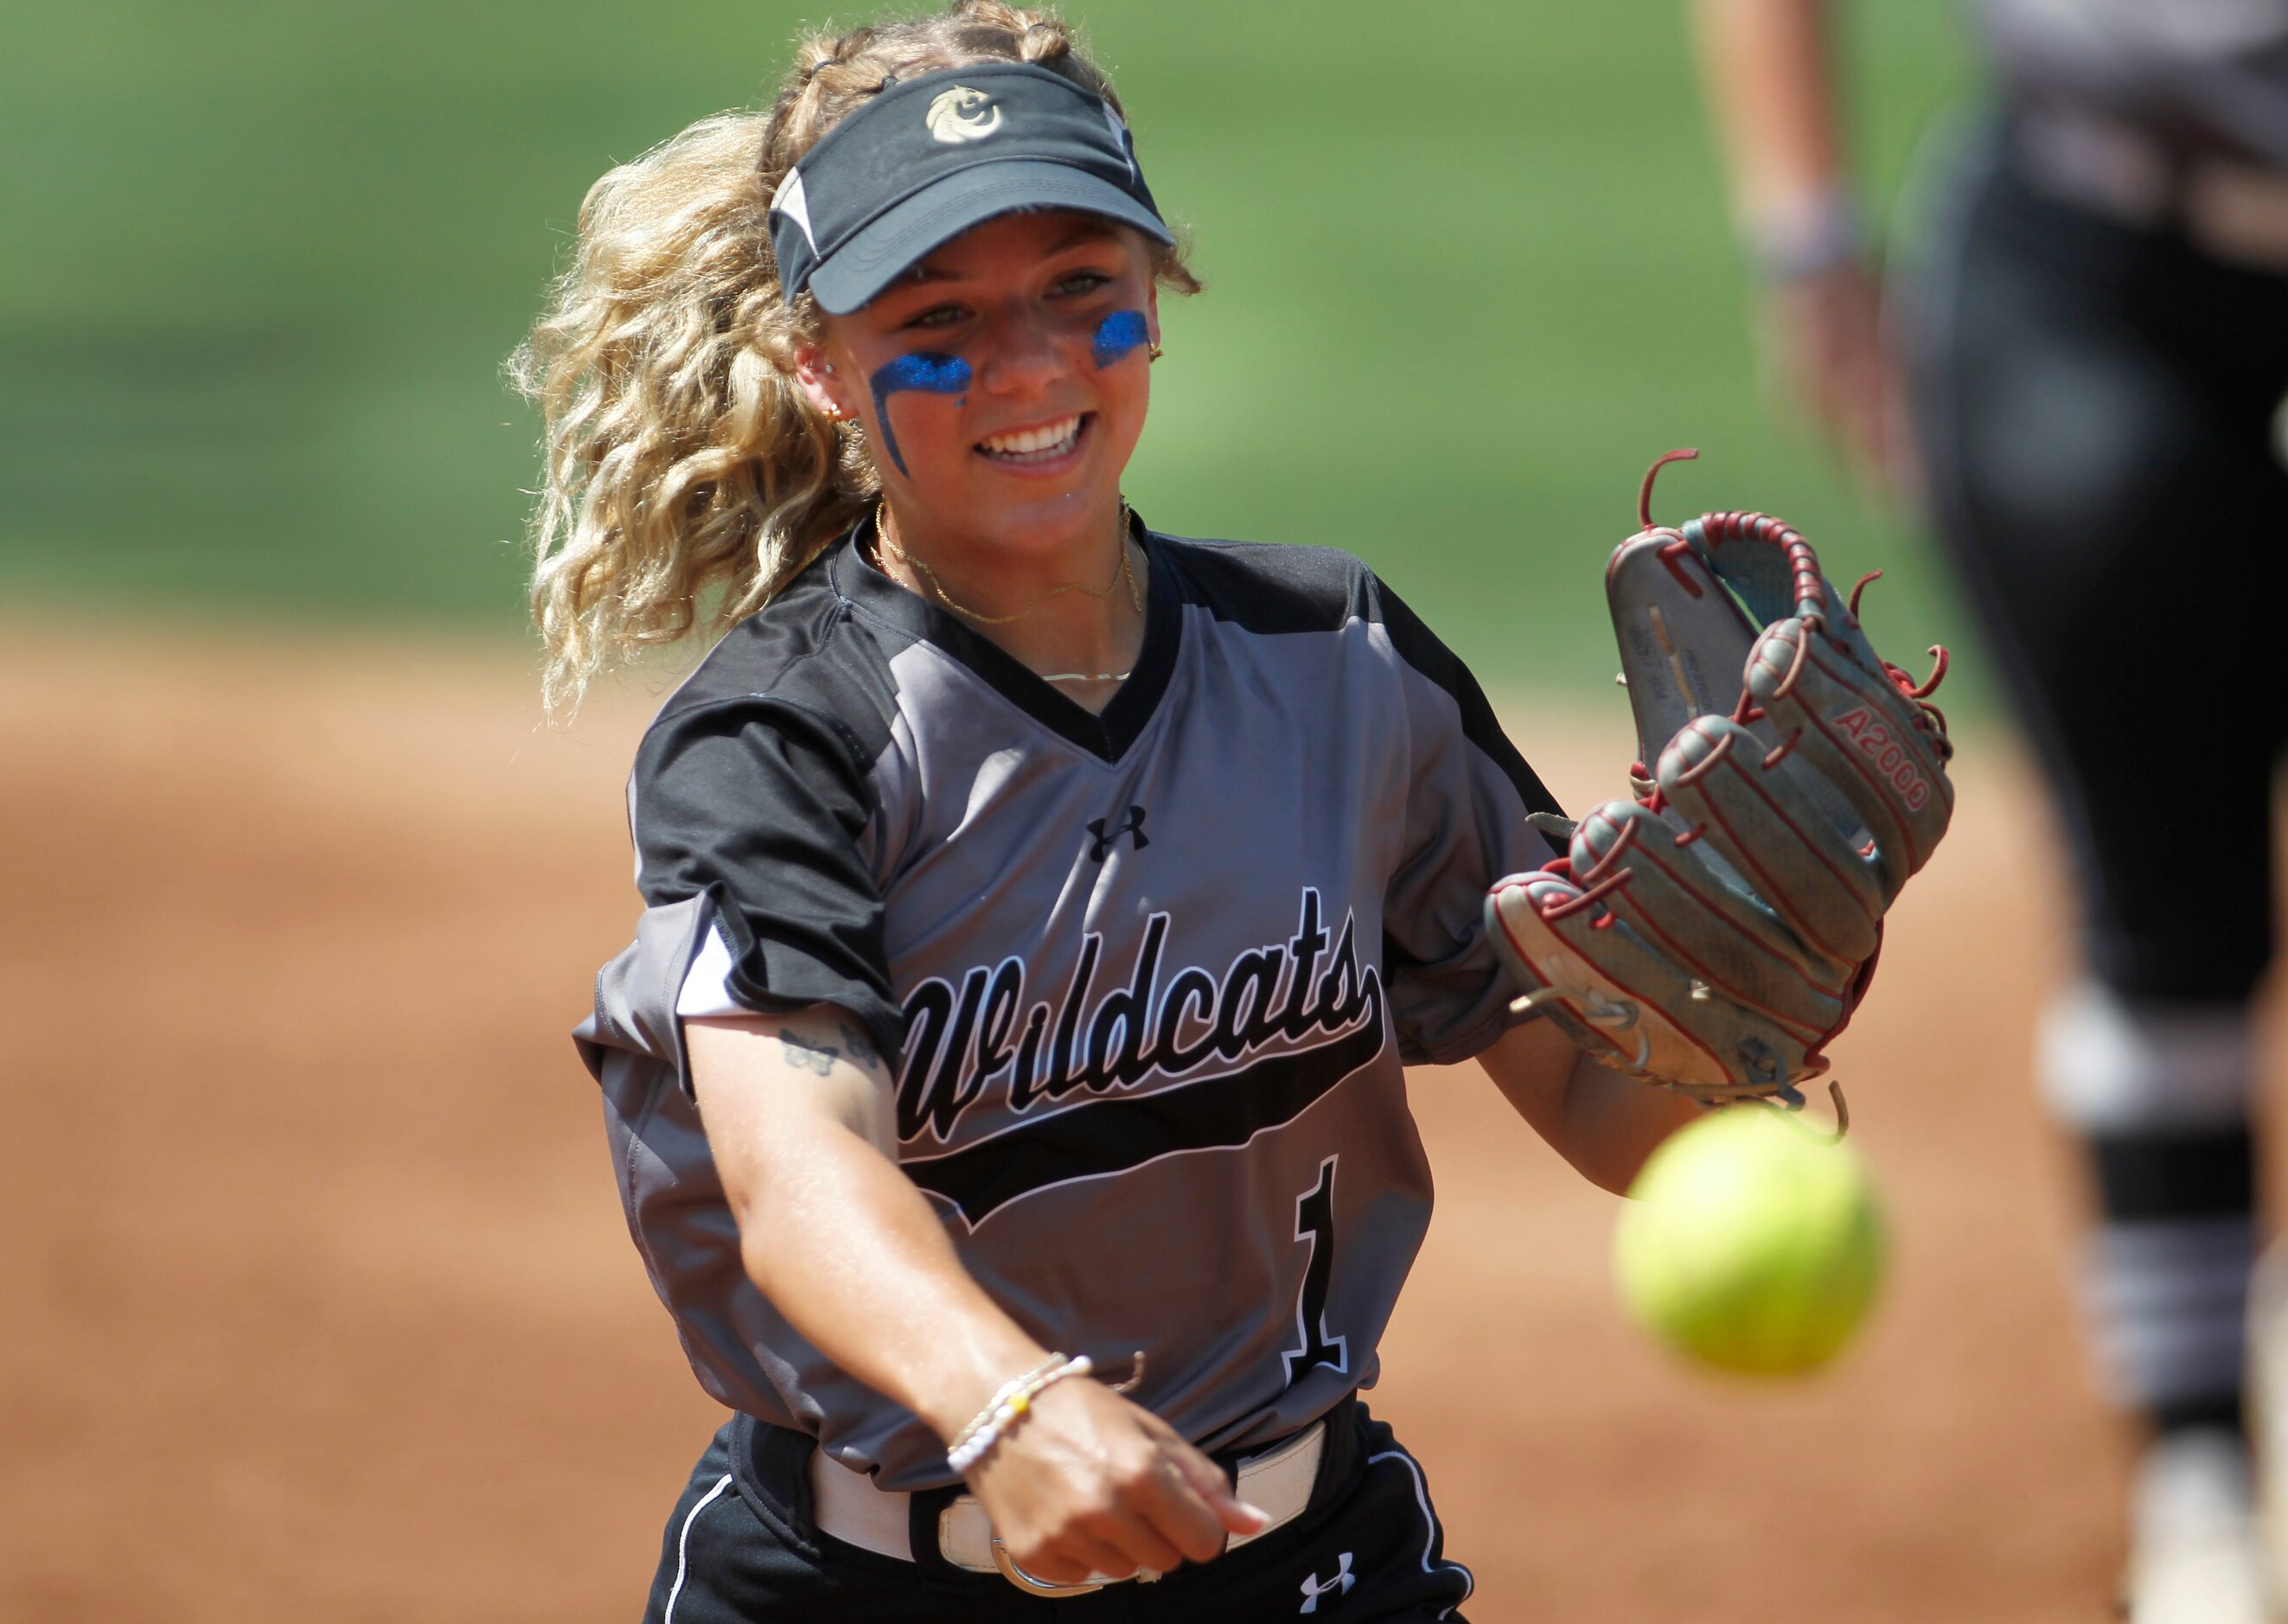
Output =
[{"x1": 926, "y1": 85, "x2": 1003, "y2": 144}]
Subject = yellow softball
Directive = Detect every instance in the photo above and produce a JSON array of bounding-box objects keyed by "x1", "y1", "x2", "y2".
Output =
[{"x1": 1614, "y1": 1104, "x2": 1885, "y2": 1378}]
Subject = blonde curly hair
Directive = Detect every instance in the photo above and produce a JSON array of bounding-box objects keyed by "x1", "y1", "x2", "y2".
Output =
[{"x1": 511, "y1": 1, "x2": 1201, "y2": 717}]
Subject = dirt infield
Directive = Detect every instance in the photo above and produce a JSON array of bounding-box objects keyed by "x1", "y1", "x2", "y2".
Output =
[{"x1": 6, "y1": 623, "x2": 2229, "y2": 1621}]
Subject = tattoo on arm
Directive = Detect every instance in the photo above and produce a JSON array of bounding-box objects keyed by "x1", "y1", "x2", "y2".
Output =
[
  {"x1": 777, "y1": 1030, "x2": 839, "y2": 1076},
  {"x1": 838, "y1": 1020, "x2": 879, "y2": 1068}
]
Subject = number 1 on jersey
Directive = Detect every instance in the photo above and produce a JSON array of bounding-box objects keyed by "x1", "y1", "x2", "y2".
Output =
[{"x1": 1282, "y1": 1156, "x2": 1349, "y2": 1382}]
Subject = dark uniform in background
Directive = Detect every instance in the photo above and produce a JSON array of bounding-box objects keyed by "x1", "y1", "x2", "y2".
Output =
[{"x1": 1895, "y1": 3, "x2": 2288, "y2": 1616}]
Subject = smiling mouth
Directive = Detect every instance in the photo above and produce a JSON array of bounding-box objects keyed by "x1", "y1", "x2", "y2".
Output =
[{"x1": 975, "y1": 412, "x2": 1089, "y2": 464}]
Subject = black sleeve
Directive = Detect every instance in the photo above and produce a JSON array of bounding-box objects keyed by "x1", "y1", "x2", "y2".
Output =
[
  {"x1": 629, "y1": 693, "x2": 906, "y2": 1062},
  {"x1": 1370, "y1": 574, "x2": 1565, "y2": 1065}
]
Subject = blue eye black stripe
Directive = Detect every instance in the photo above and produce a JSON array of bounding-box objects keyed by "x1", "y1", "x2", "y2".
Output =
[
  {"x1": 1090, "y1": 310, "x2": 1149, "y2": 369},
  {"x1": 868, "y1": 353, "x2": 972, "y2": 476}
]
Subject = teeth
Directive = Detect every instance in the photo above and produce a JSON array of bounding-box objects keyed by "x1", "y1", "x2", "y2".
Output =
[{"x1": 980, "y1": 415, "x2": 1082, "y2": 457}]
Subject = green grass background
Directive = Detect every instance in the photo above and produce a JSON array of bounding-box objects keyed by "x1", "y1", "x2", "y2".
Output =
[{"x1": 0, "y1": 0, "x2": 1980, "y2": 700}]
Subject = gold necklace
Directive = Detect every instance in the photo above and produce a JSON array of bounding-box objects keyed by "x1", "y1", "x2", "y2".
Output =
[{"x1": 875, "y1": 500, "x2": 1143, "y2": 626}]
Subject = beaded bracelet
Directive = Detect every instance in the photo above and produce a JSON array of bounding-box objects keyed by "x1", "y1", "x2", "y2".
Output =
[
  {"x1": 950, "y1": 1352, "x2": 1067, "y2": 1445},
  {"x1": 946, "y1": 1353, "x2": 1094, "y2": 1475},
  {"x1": 944, "y1": 1352, "x2": 1068, "y2": 1470}
]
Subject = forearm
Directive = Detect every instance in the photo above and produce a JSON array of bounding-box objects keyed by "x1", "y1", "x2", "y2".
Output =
[
  {"x1": 1545, "y1": 1046, "x2": 1704, "y2": 1195},
  {"x1": 1478, "y1": 1018, "x2": 1701, "y2": 1195},
  {"x1": 744, "y1": 1116, "x2": 1048, "y2": 1438},
  {"x1": 687, "y1": 1015, "x2": 1047, "y2": 1443},
  {"x1": 1690, "y1": 0, "x2": 1850, "y2": 223}
]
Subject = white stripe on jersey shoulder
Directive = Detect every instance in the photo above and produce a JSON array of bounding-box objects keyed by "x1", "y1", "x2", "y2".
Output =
[
  {"x1": 674, "y1": 917, "x2": 745, "y2": 1019},
  {"x1": 1366, "y1": 1447, "x2": 1475, "y2": 1616},
  {"x1": 663, "y1": 1472, "x2": 735, "y2": 1623}
]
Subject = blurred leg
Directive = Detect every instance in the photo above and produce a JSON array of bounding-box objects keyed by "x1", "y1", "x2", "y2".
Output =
[
  {"x1": 2039, "y1": 983, "x2": 2261, "y2": 1436},
  {"x1": 1900, "y1": 117, "x2": 2288, "y2": 1622}
]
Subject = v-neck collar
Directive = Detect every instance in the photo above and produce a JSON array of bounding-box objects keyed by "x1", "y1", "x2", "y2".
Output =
[{"x1": 829, "y1": 506, "x2": 1183, "y2": 764}]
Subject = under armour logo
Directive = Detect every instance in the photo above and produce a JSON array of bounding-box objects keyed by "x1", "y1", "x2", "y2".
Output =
[
  {"x1": 1300, "y1": 1551, "x2": 1355, "y2": 1613},
  {"x1": 1086, "y1": 805, "x2": 1148, "y2": 861}
]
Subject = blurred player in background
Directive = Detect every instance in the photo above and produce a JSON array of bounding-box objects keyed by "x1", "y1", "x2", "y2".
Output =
[{"x1": 1690, "y1": 3, "x2": 2288, "y2": 1619}]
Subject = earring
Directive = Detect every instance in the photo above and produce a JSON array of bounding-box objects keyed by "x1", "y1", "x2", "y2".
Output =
[{"x1": 1147, "y1": 342, "x2": 1164, "y2": 363}]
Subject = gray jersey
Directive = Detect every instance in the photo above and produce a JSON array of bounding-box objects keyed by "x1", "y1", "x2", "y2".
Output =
[
  {"x1": 575, "y1": 513, "x2": 1557, "y2": 1490},
  {"x1": 1978, "y1": 0, "x2": 2288, "y2": 164}
]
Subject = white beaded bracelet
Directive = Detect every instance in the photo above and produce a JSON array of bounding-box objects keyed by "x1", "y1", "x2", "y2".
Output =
[
  {"x1": 946, "y1": 1354, "x2": 1094, "y2": 1475},
  {"x1": 946, "y1": 1353, "x2": 1065, "y2": 1461}
]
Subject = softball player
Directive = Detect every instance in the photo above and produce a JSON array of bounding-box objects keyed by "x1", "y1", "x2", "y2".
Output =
[
  {"x1": 1692, "y1": 4, "x2": 2288, "y2": 1619},
  {"x1": 517, "y1": 4, "x2": 1700, "y2": 1619}
]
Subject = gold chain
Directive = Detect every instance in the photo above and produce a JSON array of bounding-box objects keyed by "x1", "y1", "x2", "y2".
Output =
[{"x1": 875, "y1": 500, "x2": 1142, "y2": 626}]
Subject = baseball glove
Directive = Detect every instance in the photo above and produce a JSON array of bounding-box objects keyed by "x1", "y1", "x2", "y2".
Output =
[{"x1": 1486, "y1": 451, "x2": 1953, "y2": 1113}]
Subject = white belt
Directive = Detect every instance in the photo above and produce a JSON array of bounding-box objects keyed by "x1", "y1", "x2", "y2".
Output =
[
  {"x1": 808, "y1": 1419, "x2": 1326, "y2": 1597},
  {"x1": 2012, "y1": 104, "x2": 2288, "y2": 272}
]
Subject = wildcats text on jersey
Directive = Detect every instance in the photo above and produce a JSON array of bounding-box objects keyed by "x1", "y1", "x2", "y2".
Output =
[{"x1": 896, "y1": 889, "x2": 1387, "y2": 1229}]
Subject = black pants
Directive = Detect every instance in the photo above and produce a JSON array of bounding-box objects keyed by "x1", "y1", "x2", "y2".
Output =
[
  {"x1": 642, "y1": 1396, "x2": 1473, "y2": 1622},
  {"x1": 1901, "y1": 112, "x2": 2288, "y2": 1006}
]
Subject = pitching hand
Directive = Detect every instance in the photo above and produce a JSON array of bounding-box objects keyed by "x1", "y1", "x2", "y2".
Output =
[{"x1": 962, "y1": 1375, "x2": 1269, "y2": 1586}]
